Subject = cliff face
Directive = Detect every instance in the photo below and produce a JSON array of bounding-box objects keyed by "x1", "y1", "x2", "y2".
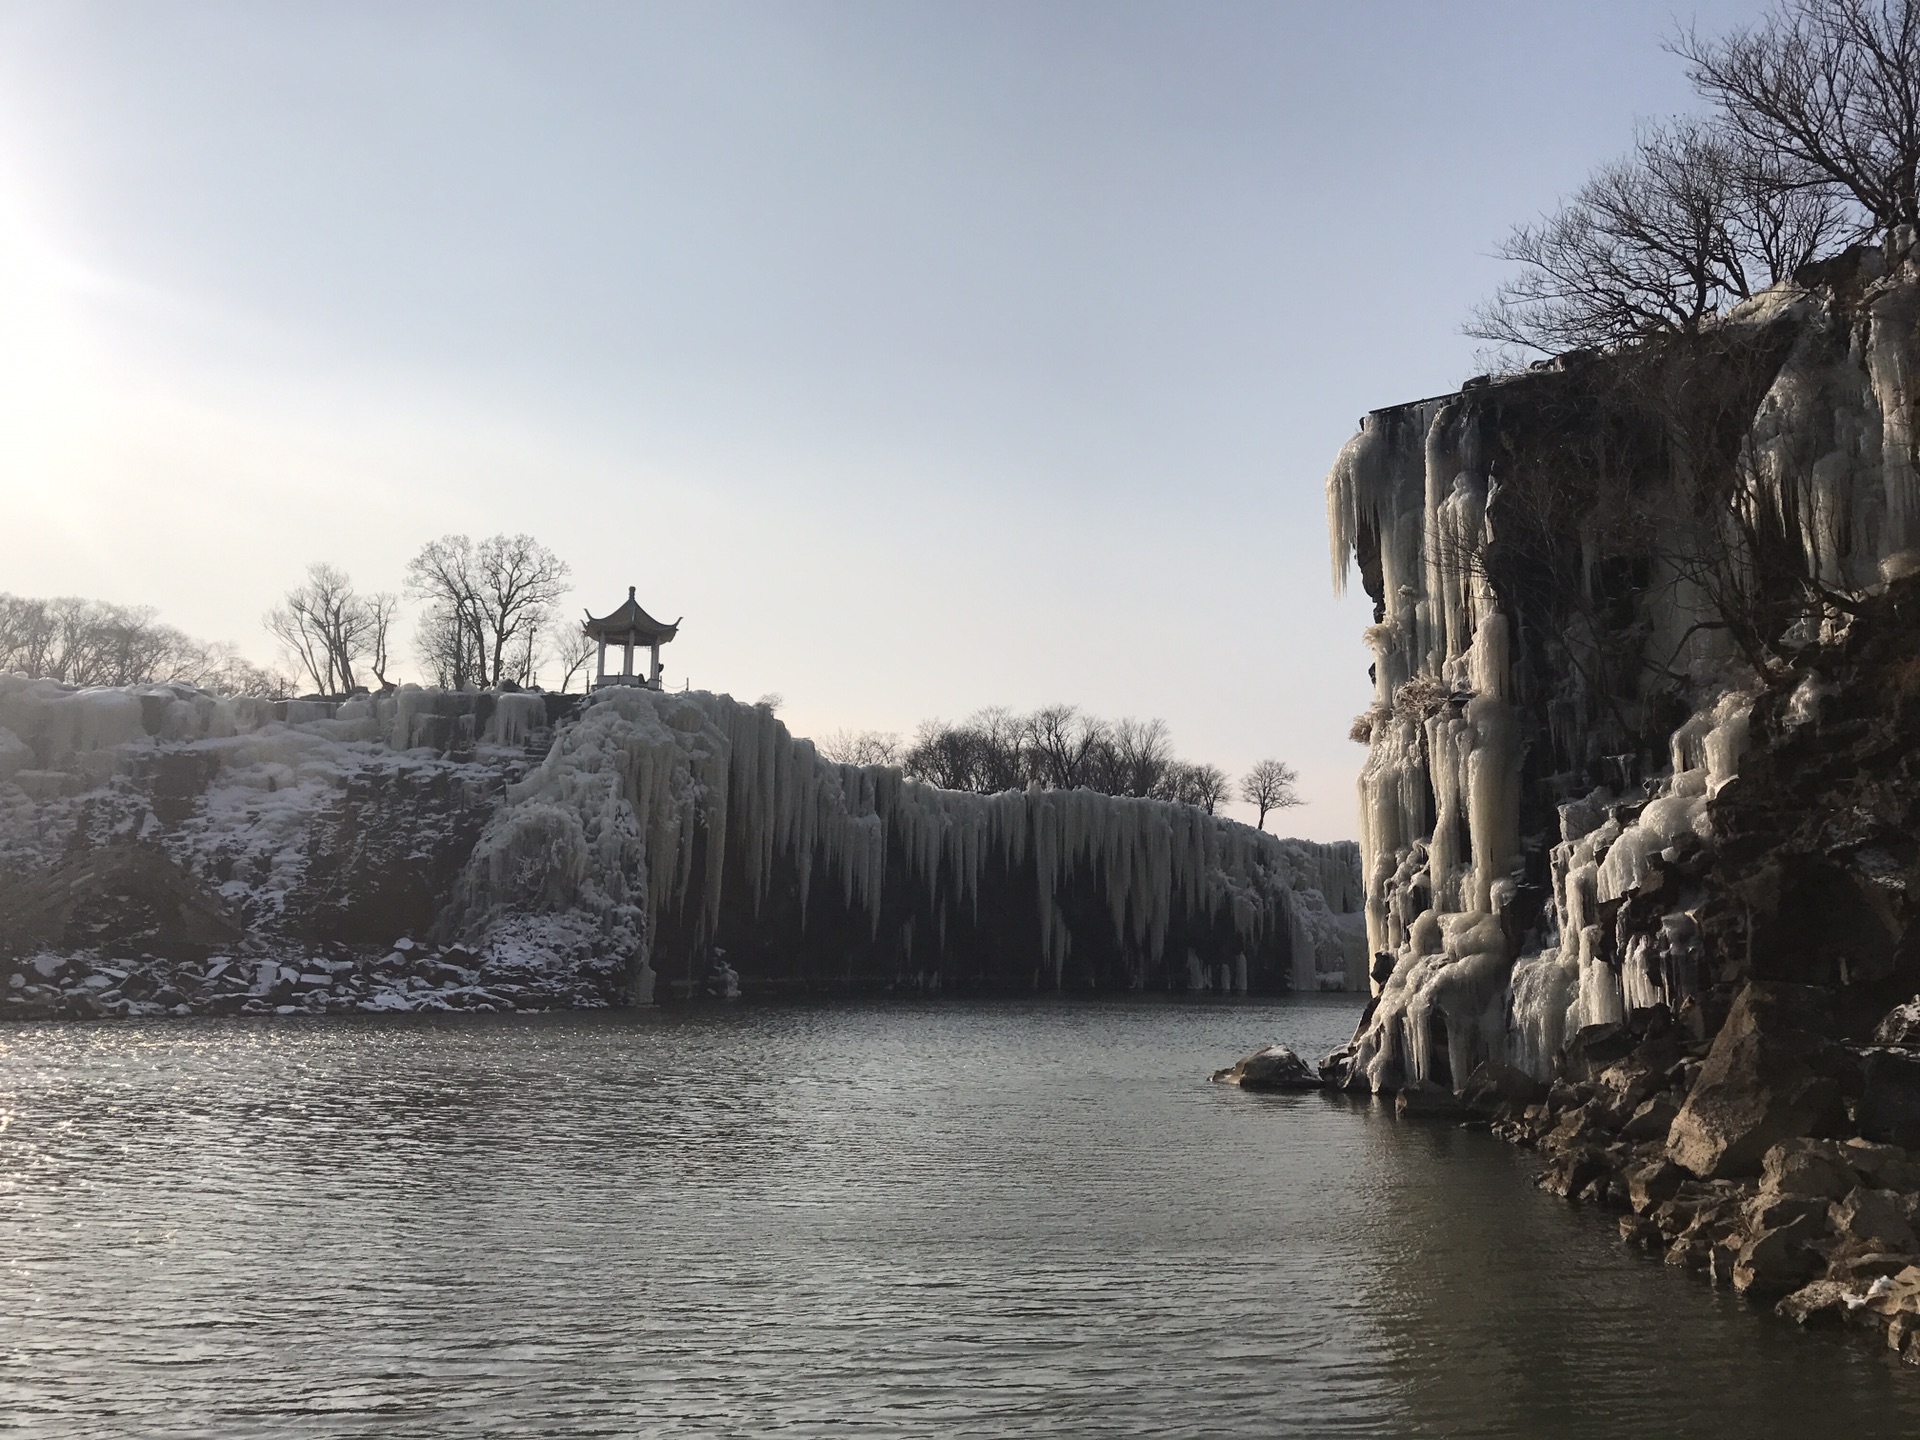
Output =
[
  {"x1": 1324, "y1": 236, "x2": 1920, "y2": 1093},
  {"x1": 0, "y1": 678, "x2": 1363, "y2": 1017}
]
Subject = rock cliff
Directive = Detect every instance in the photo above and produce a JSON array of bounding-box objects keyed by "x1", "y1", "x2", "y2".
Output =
[
  {"x1": 0, "y1": 678, "x2": 1362, "y2": 1017},
  {"x1": 1324, "y1": 233, "x2": 1920, "y2": 1095}
]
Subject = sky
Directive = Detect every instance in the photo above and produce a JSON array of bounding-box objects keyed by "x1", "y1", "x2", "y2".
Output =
[{"x1": 0, "y1": 0, "x2": 1773, "y2": 839}]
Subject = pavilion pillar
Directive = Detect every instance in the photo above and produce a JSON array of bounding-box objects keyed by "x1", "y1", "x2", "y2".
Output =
[
  {"x1": 649, "y1": 641, "x2": 661, "y2": 686},
  {"x1": 623, "y1": 637, "x2": 634, "y2": 681},
  {"x1": 596, "y1": 639, "x2": 607, "y2": 687}
]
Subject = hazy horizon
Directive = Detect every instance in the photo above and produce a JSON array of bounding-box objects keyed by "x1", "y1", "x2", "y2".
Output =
[{"x1": 0, "y1": 0, "x2": 1770, "y2": 838}]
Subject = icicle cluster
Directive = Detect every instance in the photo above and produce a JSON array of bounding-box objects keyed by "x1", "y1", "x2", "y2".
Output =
[{"x1": 449, "y1": 688, "x2": 1365, "y2": 991}]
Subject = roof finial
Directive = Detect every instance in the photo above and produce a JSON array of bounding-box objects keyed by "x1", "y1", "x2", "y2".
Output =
[{"x1": 628, "y1": 585, "x2": 636, "y2": 600}]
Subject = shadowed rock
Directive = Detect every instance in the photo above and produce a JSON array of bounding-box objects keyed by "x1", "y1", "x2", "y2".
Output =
[
  {"x1": 1666, "y1": 985, "x2": 1844, "y2": 1179},
  {"x1": 1211, "y1": 1045, "x2": 1323, "y2": 1091}
]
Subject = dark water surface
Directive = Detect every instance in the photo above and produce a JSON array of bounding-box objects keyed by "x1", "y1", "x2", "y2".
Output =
[{"x1": 5, "y1": 996, "x2": 1920, "y2": 1438}]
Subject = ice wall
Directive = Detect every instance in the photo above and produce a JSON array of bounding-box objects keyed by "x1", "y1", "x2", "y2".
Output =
[
  {"x1": 0, "y1": 675, "x2": 1363, "y2": 999},
  {"x1": 1327, "y1": 237, "x2": 1920, "y2": 1091},
  {"x1": 449, "y1": 687, "x2": 1366, "y2": 995}
]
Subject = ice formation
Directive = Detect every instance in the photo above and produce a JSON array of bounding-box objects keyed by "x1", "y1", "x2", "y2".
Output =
[
  {"x1": 1327, "y1": 237, "x2": 1920, "y2": 1092},
  {"x1": 451, "y1": 686, "x2": 1366, "y2": 996},
  {"x1": 0, "y1": 675, "x2": 1363, "y2": 1003}
]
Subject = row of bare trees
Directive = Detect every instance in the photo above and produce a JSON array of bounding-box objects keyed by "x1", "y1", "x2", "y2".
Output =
[
  {"x1": 264, "y1": 534, "x2": 583, "y2": 695},
  {"x1": 0, "y1": 594, "x2": 286, "y2": 695},
  {"x1": 1474, "y1": 0, "x2": 1920, "y2": 357},
  {"x1": 820, "y1": 705, "x2": 1301, "y2": 825}
]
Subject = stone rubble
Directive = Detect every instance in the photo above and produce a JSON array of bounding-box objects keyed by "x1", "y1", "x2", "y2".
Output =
[{"x1": 2, "y1": 935, "x2": 621, "y2": 1020}]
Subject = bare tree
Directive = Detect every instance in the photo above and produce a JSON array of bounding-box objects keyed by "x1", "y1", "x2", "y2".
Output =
[
  {"x1": 365, "y1": 592, "x2": 400, "y2": 688},
  {"x1": 1676, "y1": 0, "x2": 1920, "y2": 235},
  {"x1": 1241, "y1": 759, "x2": 1302, "y2": 830},
  {"x1": 265, "y1": 563, "x2": 378, "y2": 695},
  {"x1": 0, "y1": 594, "x2": 183, "y2": 687},
  {"x1": 550, "y1": 620, "x2": 598, "y2": 694},
  {"x1": 0, "y1": 592, "x2": 288, "y2": 694},
  {"x1": 169, "y1": 640, "x2": 293, "y2": 698},
  {"x1": 1159, "y1": 761, "x2": 1233, "y2": 814},
  {"x1": 407, "y1": 534, "x2": 570, "y2": 689},
  {"x1": 1470, "y1": 117, "x2": 1858, "y2": 355},
  {"x1": 1095, "y1": 717, "x2": 1175, "y2": 798},
  {"x1": 818, "y1": 729, "x2": 903, "y2": 766},
  {"x1": 1023, "y1": 705, "x2": 1110, "y2": 791}
]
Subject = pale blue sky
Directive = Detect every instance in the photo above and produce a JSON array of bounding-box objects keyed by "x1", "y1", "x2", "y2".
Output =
[{"x1": 0, "y1": 0, "x2": 1768, "y2": 837}]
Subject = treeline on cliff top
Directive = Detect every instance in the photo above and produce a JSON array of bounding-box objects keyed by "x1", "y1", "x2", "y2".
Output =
[
  {"x1": 820, "y1": 710, "x2": 1301, "y2": 827},
  {"x1": 2, "y1": 557, "x2": 1303, "y2": 825},
  {"x1": 1472, "y1": 0, "x2": 1920, "y2": 359},
  {"x1": 1428, "y1": 0, "x2": 1920, "y2": 695}
]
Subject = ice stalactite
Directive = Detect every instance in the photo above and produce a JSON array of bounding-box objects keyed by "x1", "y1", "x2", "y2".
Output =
[
  {"x1": 1327, "y1": 237, "x2": 1920, "y2": 1091},
  {"x1": 448, "y1": 687, "x2": 1365, "y2": 993}
]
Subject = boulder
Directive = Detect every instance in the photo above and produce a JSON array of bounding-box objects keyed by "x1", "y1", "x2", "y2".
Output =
[
  {"x1": 1666, "y1": 984, "x2": 1845, "y2": 1179},
  {"x1": 1857, "y1": 1050, "x2": 1920, "y2": 1148},
  {"x1": 1830, "y1": 1187, "x2": 1919, "y2": 1251},
  {"x1": 1874, "y1": 996, "x2": 1920, "y2": 1048},
  {"x1": 1212, "y1": 1045, "x2": 1323, "y2": 1091},
  {"x1": 1732, "y1": 1214, "x2": 1826, "y2": 1296},
  {"x1": 1841, "y1": 1139, "x2": 1920, "y2": 1191},
  {"x1": 1776, "y1": 1279, "x2": 1855, "y2": 1326},
  {"x1": 1619, "y1": 1094, "x2": 1679, "y2": 1143},
  {"x1": 1536, "y1": 1147, "x2": 1610, "y2": 1199},
  {"x1": 1543, "y1": 1101, "x2": 1611, "y2": 1152},
  {"x1": 1744, "y1": 1190, "x2": 1830, "y2": 1234},
  {"x1": 1826, "y1": 1251, "x2": 1918, "y2": 1284},
  {"x1": 1626, "y1": 1158, "x2": 1686, "y2": 1214},
  {"x1": 1457, "y1": 1060, "x2": 1546, "y2": 1113},
  {"x1": 1866, "y1": 1264, "x2": 1920, "y2": 1320},
  {"x1": 1758, "y1": 1137, "x2": 1855, "y2": 1198}
]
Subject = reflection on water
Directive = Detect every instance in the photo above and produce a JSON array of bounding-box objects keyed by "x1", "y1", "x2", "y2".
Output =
[{"x1": 3, "y1": 998, "x2": 1919, "y2": 1437}]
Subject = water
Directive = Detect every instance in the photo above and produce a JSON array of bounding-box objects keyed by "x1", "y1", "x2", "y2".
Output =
[{"x1": 4, "y1": 996, "x2": 1919, "y2": 1438}]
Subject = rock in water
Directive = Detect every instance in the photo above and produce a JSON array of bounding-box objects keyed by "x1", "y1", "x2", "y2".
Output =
[
  {"x1": 1212, "y1": 1045, "x2": 1322, "y2": 1091},
  {"x1": 1666, "y1": 984, "x2": 1844, "y2": 1179}
]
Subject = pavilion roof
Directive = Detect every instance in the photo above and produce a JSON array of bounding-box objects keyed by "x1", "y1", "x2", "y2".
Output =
[{"x1": 583, "y1": 586, "x2": 680, "y2": 643}]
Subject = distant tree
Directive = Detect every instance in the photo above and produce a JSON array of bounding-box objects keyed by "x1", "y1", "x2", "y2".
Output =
[
  {"x1": 0, "y1": 592, "x2": 288, "y2": 695},
  {"x1": 1096, "y1": 717, "x2": 1175, "y2": 798},
  {"x1": 1676, "y1": 0, "x2": 1920, "y2": 236},
  {"x1": 364, "y1": 592, "x2": 400, "y2": 688},
  {"x1": 1023, "y1": 704, "x2": 1110, "y2": 791},
  {"x1": 1159, "y1": 760, "x2": 1233, "y2": 814},
  {"x1": 170, "y1": 640, "x2": 293, "y2": 698},
  {"x1": 407, "y1": 534, "x2": 570, "y2": 689},
  {"x1": 1469, "y1": 116, "x2": 1857, "y2": 355},
  {"x1": 1241, "y1": 759, "x2": 1302, "y2": 830},
  {"x1": 902, "y1": 717, "x2": 983, "y2": 791},
  {"x1": 266, "y1": 562, "x2": 379, "y2": 695},
  {"x1": 818, "y1": 729, "x2": 903, "y2": 766},
  {"x1": 550, "y1": 620, "x2": 597, "y2": 694}
]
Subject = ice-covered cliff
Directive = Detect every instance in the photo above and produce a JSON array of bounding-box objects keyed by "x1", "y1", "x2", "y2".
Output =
[
  {"x1": 1325, "y1": 234, "x2": 1920, "y2": 1093},
  {"x1": 0, "y1": 676, "x2": 1363, "y2": 1016}
]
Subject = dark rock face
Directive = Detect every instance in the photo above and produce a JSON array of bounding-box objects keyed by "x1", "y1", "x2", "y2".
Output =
[{"x1": 1858, "y1": 1050, "x2": 1920, "y2": 1148}]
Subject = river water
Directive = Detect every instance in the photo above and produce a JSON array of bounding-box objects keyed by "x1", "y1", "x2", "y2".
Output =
[{"x1": 4, "y1": 995, "x2": 1919, "y2": 1438}]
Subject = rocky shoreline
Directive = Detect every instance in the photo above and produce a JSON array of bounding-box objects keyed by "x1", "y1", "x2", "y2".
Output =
[{"x1": 1221, "y1": 980, "x2": 1920, "y2": 1364}]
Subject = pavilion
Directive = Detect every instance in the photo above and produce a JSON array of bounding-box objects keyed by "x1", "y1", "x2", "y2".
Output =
[{"x1": 583, "y1": 586, "x2": 680, "y2": 690}]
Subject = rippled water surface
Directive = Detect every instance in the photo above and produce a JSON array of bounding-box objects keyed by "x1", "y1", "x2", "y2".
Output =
[{"x1": 6, "y1": 997, "x2": 1920, "y2": 1437}]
